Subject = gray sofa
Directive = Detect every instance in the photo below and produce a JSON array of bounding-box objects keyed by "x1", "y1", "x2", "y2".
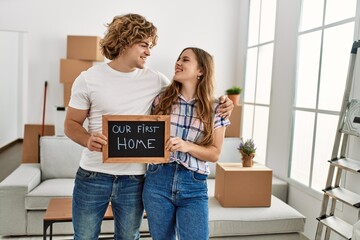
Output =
[{"x1": 0, "y1": 136, "x2": 305, "y2": 239}]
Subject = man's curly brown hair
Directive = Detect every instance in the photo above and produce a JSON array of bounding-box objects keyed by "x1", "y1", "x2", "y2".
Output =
[{"x1": 100, "y1": 14, "x2": 158, "y2": 60}]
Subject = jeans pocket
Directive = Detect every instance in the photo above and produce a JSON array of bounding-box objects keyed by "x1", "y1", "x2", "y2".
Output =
[
  {"x1": 76, "y1": 167, "x2": 96, "y2": 180},
  {"x1": 192, "y1": 171, "x2": 208, "y2": 183},
  {"x1": 146, "y1": 164, "x2": 160, "y2": 174}
]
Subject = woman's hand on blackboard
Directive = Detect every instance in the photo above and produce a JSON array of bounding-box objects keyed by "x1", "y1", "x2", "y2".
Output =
[{"x1": 86, "y1": 132, "x2": 108, "y2": 152}]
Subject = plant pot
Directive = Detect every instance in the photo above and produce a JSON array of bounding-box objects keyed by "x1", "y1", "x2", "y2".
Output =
[
  {"x1": 228, "y1": 94, "x2": 240, "y2": 106},
  {"x1": 240, "y1": 151, "x2": 255, "y2": 167},
  {"x1": 241, "y1": 156, "x2": 254, "y2": 167}
]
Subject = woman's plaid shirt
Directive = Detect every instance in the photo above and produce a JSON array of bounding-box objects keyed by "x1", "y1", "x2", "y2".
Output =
[{"x1": 152, "y1": 94, "x2": 230, "y2": 175}]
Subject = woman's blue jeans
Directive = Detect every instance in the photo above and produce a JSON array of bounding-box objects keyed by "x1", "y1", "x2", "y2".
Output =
[
  {"x1": 143, "y1": 162, "x2": 209, "y2": 240},
  {"x1": 72, "y1": 167, "x2": 144, "y2": 240}
]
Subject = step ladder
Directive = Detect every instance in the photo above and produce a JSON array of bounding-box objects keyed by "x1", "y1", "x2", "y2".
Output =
[{"x1": 315, "y1": 40, "x2": 360, "y2": 240}]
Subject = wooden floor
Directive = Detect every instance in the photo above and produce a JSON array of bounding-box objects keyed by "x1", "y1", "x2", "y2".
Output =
[
  {"x1": 0, "y1": 235, "x2": 135, "y2": 240},
  {"x1": 1, "y1": 236, "x2": 79, "y2": 240},
  {"x1": 0, "y1": 235, "x2": 145, "y2": 240}
]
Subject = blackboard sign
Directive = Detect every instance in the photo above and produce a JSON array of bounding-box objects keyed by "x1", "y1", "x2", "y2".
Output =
[{"x1": 102, "y1": 115, "x2": 170, "y2": 163}]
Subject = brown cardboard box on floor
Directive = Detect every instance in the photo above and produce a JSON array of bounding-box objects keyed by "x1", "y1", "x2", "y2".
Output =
[
  {"x1": 22, "y1": 124, "x2": 55, "y2": 163},
  {"x1": 67, "y1": 35, "x2": 104, "y2": 61},
  {"x1": 225, "y1": 104, "x2": 242, "y2": 137},
  {"x1": 60, "y1": 59, "x2": 93, "y2": 84},
  {"x1": 215, "y1": 162, "x2": 272, "y2": 207}
]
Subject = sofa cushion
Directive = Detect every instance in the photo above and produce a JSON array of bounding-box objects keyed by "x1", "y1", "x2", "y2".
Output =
[
  {"x1": 272, "y1": 176, "x2": 288, "y2": 202},
  {"x1": 207, "y1": 179, "x2": 305, "y2": 237},
  {"x1": 40, "y1": 136, "x2": 83, "y2": 180},
  {"x1": 25, "y1": 179, "x2": 74, "y2": 210}
]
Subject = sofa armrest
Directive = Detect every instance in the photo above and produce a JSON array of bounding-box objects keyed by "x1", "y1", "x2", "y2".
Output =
[{"x1": 0, "y1": 163, "x2": 41, "y2": 235}]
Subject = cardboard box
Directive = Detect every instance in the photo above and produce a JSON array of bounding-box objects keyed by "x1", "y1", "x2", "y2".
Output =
[
  {"x1": 215, "y1": 162, "x2": 272, "y2": 207},
  {"x1": 63, "y1": 83, "x2": 72, "y2": 107},
  {"x1": 67, "y1": 35, "x2": 104, "y2": 61},
  {"x1": 60, "y1": 59, "x2": 93, "y2": 84},
  {"x1": 225, "y1": 104, "x2": 242, "y2": 137},
  {"x1": 22, "y1": 124, "x2": 55, "y2": 163}
]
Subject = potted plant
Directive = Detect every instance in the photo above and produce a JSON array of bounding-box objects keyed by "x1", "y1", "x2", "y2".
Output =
[
  {"x1": 237, "y1": 138, "x2": 256, "y2": 167},
  {"x1": 225, "y1": 86, "x2": 242, "y2": 105}
]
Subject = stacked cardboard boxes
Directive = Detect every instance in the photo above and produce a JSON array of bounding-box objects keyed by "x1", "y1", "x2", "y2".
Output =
[{"x1": 60, "y1": 35, "x2": 104, "y2": 106}]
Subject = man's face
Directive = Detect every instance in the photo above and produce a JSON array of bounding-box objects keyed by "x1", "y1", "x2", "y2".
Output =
[{"x1": 125, "y1": 38, "x2": 153, "y2": 70}]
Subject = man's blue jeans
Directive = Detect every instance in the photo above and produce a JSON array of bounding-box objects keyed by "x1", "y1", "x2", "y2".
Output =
[
  {"x1": 72, "y1": 167, "x2": 144, "y2": 240},
  {"x1": 143, "y1": 162, "x2": 209, "y2": 240}
]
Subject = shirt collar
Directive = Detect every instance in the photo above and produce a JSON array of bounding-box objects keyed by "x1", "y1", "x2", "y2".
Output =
[{"x1": 178, "y1": 93, "x2": 198, "y2": 103}]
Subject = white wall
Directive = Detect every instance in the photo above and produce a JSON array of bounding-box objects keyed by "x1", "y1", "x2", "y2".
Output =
[
  {"x1": 0, "y1": 0, "x2": 241, "y2": 143},
  {"x1": 0, "y1": 31, "x2": 27, "y2": 148},
  {"x1": 267, "y1": 0, "x2": 301, "y2": 180}
]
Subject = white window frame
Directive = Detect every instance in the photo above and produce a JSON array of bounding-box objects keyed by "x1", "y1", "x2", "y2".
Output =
[{"x1": 289, "y1": 0, "x2": 357, "y2": 192}]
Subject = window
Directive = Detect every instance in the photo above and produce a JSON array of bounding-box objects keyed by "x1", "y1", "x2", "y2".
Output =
[
  {"x1": 290, "y1": 0, "x2": 356, "y2": 191},
  {"x1": 243, "y1": 0, "x2": 277, "y2": 164}
]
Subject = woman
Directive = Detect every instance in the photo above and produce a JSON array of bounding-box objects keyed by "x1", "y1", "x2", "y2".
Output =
[{"x1": 143, "y1": 47, "x2": 230, "y2": 240}]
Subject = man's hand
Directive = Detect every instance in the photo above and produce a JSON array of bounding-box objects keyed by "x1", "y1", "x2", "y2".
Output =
[
  {"x1": 86, "y1": 132, "x2": 108, "y2": 152},
  {"x1": 218, "y1": 95, "x2": 234, "y2": 119}
]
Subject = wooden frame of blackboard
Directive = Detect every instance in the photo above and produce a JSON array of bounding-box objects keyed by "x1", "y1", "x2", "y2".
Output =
[{"x1": 102, "y1": 115, "x2": 170, "y2": 163}]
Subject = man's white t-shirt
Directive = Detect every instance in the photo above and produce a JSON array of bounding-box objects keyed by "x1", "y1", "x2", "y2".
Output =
[{"x1": 69, "y1": 63, "x2": 170, "y2": 175}]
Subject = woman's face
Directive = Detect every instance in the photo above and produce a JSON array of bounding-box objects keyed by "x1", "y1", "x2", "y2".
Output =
[{"x1": 173, "y1": 49, "x2": 202, "y2": 85}]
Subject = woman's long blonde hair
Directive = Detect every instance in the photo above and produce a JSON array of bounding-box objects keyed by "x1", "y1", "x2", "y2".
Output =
[{"x1": 153, "y1": 47, "x2": 216, "y2": 146}]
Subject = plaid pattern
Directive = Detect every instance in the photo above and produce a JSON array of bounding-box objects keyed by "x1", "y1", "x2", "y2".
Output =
[{"x1": 152, "y1": 94, "x2": 230, "y2": 175}]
